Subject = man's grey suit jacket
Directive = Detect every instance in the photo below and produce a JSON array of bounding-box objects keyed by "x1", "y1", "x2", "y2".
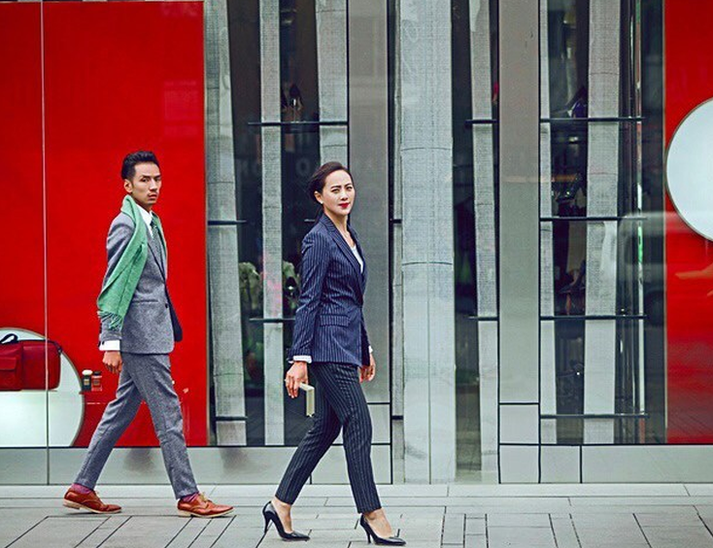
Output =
[{"x1": 99, "y1": 212, "x2": 176, "y2": 354}]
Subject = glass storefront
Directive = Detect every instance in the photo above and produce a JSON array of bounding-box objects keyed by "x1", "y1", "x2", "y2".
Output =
[
  {"x1": 539, "y1": 0, "x2": 665, "y2": 446},
  {"x1": 5, "y1": 0, "x2": 713, "y2": 485}
]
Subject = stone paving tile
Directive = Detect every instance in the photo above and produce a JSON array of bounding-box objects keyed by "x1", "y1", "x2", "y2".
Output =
[
  {"x1": 75, "y1": 516, "x2": 132, "y2": 548},
  {"x1": 488, "y1": 525, "x2": 557, "y2": 548},
  {"x1": 8, "y1": 516, "x2": 106, "y2": 548},
  {"x1": 445, "y1": 499, "x2": 573, "y2": 513},
  {"x1": 550, "y1": 516, "x2": 580, "y2": 548},
  {"x1": 210, "y1": 522, "x2": 266, "y2": 548},
  {"x1": 164, "y1": 517, "x2": 212, "y2": 548},
  {"x1": 0, "y1": 509, "x2": 50, "y2": 547},
  {"x1": 7, "y1": 485, "x2": 713, "y2": 547},
  {"x1": 487, "y1": 512, "x2": 552, "y2": 527},
  {"x1": 640, "y1": 524, "x2": 713, "y2": 548},
  {"x1": 570, "y1": 496, "x2": 713, "y2": 507},
  {"x1": 97, "y1": 516, "x2": 190, "y2": 548},
  {"x1": 296, "y1": 517, "x2": 358, "y2": 529},
  {"x1": 185, "y1": 517, "x2": 234, "y2": 548},
  {"x1": 441, "y1": 514, "x2": 465, "y2": 544},
  {"x1": 574, "y1": 522, "x2": 650, "y2": 548},
  {"x1": 569, "y1": 504, "x2": 699, "y2": 515},
  {"x1": 449, "y1": 483, "x2": 688, "y2": 497},
  {"x1": 465, "y1": 516, "x2": 485, "y2": 535},
  {"x1": 635, "y1": 511, "x2": 705, "y2": 526},
  {"x1": 464, "y1": 534, "x2": 487, "y2": 548}
]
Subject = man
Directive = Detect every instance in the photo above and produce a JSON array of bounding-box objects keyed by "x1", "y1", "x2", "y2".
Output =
[{"x1": 63, "y1": 151, "x2": 232, "y2": 518}]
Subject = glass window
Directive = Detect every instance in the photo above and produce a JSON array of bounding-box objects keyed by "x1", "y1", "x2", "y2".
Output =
[
  {"x1": 452, "y1": 0, "x2": 499, "y2": 479},
  {"x1": 226, "y1": 0, "x2": 348, "y2": 446},
  {"x1": 540, "y1": 0, "x2": 665, "y2": 444}
]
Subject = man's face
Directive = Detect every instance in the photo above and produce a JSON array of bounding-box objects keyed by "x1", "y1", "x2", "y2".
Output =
[{"x1": 124, "y1": 162, "x2": 161, "y2": 210}]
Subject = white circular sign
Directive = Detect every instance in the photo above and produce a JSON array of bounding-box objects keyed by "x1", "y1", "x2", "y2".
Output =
[{"x1": 667, "y1": 98, "x2": 713, "y2": 240}]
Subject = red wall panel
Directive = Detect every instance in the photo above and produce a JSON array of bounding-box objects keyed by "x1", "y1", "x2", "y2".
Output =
[
  {"x1": 666, "y1": 1, "x2": 713, "y2": 443},
  {"x1": 43, "y1": 2, "x2": 207, "y2": 446},
  {"x1": 0, "y1": 4, "x2": 44, "y2": 337}
]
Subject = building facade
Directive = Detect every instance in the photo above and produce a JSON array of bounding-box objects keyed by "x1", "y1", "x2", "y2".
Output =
[{"x1": 3, "y1": 0, "x2": 713, "y2": 485}]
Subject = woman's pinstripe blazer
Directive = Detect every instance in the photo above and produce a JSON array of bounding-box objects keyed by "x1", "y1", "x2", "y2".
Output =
[{"x1": 288, "y1": 213, "x2": 371, "y2": 367}]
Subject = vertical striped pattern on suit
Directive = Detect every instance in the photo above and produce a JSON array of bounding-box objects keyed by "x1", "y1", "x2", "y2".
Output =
[
  {"x1": 276, "y1": 361, "x2": 381, "y2": 513},
  {"x1": 288, "y1": 214, "x2": 371, "y2": 367}
]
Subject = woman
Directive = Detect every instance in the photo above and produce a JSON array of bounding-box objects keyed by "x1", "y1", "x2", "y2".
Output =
[{"x1": 262, "y1": 162, "x2": 405, "y2": 546}]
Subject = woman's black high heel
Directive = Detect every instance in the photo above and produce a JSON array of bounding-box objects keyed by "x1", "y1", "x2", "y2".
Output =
[
  {"x1": 262, "y1": 501, "x2": 310, "y2": 541},
  {"x1": 360, "y1": 515, "x2": 406, "y2": 545}
]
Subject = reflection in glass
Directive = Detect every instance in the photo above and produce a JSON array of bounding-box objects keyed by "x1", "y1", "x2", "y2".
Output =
[
  {"x1": 541, "y1": 0, "x2": 664, "y2": 444},
  {"x1": 452, "y1": 0, "x2": 498, "y2": 480}
]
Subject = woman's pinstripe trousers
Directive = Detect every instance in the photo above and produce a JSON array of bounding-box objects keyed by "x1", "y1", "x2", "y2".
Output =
[{"x1": 276, "y1": 362, "x2": 381, "y2": 513}]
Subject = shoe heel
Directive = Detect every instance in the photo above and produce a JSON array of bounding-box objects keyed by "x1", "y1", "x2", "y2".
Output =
[
  {"x1": 177, "y1": 510, "x2": 192, "y2": 518},
  {"x1": 63, "y1": 500, "x2": 81, "y2": 510},
  {"x1": 263, "y1": 514, "x2": 271, "y2": 534}
]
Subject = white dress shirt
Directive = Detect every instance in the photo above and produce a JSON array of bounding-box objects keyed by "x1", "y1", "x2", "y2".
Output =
[{"x1": 99, "y1": 206, "x2": 154, "y2": 352}]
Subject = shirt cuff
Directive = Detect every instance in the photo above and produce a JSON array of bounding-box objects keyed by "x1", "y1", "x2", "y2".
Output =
[
  {"x1": 100, "y1": 340, "x2": 121, "y2": 351},
  {"x1": 369, "y1": 346, "x2": 373, "y2": 354},
  {"x1": 292, "y1": 355, "x2": 312, "y2": 364}
]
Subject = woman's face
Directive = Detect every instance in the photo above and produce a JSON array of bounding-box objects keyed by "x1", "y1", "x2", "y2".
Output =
[{"x1": 315, "y1": 170, "x2": 355, "y2": 219}]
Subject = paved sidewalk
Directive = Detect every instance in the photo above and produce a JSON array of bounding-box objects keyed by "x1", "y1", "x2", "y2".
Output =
[{"x1": 3, "y1": 484, "x2": 713, "y2": 547}]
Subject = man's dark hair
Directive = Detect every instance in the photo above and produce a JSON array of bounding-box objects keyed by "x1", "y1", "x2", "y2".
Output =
[
  {"x1": 121, "y1": 150, "x2": 160, "y2": 181},
  {"x1": 307, "y1": 161, "x2": 353, "y2": 203}
]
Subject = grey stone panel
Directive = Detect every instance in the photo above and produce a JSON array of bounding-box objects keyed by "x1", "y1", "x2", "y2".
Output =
[
  {"x1": 499, "y1": 404, "x2": 539, "y2": 445},
  {"x1": 498, "y1": 0, "x2": 540, "y2": 405},
  {"x1": 540, "y1": 320, "x2": 557, "y2": 444},
  {"x1": 478, "y1": 321, "x2": 498, "y2": 474},
  {"x1": 261, "y1": 125, "x2": 284, "y2": 445},
  {"x1": 348, "y1": 0, "x2": 390, "y2": 406},
  {"x1": 205, "y1": 0, "x2": 245, "y2": 445},
  {"x1": 208, "y1": 225, "x2": 246, "y2": 445},
  {"x1": 582, "y1": 446, "x2": 713, "y2": 483},
  {"x1": 316, "y1": 0, "x2": 348, "y2": 165},
  {"x1": 391, "y1": 223, "x2": 404, "y2": 417},
  {"x1": 583, "y1": 0, "x2": 621, "y2": 445},
  {"x1": 50, "y1": 447, "x2": 298, "y2": 484},
  {"x1": 0, "y1": 448, "x2": 47, "y2": 484},
  {"x1": 499, "y1": 445, "x2": 539, "y2": 484},
  {"x1": 540, "y1": 445, "x2": 581, "y2": 483},
  {"x1": 397, "y1": 0, "x2": 455, "y2": 483},
  {"x1": 539, "y1": 0, "x2": 557, "y2": 448}
]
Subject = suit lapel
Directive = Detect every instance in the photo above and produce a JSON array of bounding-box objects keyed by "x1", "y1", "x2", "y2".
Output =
[
  {"x1": 320, "y1": 215, "x2": 364, "y2": 293},
  {"x1": 354, "y1": 236, "x2": 368, "y2": 292},
  {"x1": 147, "y1": 233, "x2": 167, "y2": 280}
]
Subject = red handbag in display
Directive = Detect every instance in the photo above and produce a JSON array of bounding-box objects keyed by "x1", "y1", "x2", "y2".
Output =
[{"x1": 0, "y1": 333, "x2": 62, "y2": 390}]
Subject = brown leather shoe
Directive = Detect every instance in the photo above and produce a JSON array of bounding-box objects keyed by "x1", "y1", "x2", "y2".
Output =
[
  {"x1": 177, "y1": 493, "x2": 233, "y2": 518},
  {"x1": 63, "y1": 488, "x2": 121, "y2": 514}
]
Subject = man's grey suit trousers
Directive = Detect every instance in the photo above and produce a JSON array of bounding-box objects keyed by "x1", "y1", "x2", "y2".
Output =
[{"x1": 74, "y1": 353, "x2": 198, "y2": 499}]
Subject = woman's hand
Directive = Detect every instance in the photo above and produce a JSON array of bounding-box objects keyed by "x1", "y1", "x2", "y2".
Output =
[
  {"x1": 360, "y1": 354, "x2": 376, "y2": 383},
  {"x1": 285, "y1": 361, "x2": 309, "y2": 398}
]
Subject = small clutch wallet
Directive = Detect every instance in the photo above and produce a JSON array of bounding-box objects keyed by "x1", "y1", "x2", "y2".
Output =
[{"x1": 299, "y1": 383, "x2": 315, "y2": 416}]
